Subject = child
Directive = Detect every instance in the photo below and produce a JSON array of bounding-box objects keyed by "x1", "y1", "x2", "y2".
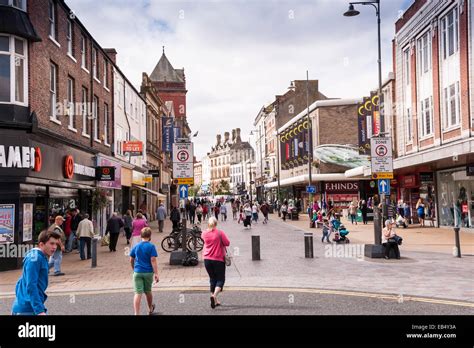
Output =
[
  {"x1": 322, "y1": 219, "x2": 331, "y2": 243},
  {"x1": 238, "y1": 206, "x2": 244, "y2": 224}
]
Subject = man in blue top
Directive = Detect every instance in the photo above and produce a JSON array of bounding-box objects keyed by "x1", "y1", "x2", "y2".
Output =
[
  {"x1": 12, "y1": 229, "x2": 61, "y2": 315},
  {"x1": 130, "y1": 227, "x2": 159, "y2": 315}
]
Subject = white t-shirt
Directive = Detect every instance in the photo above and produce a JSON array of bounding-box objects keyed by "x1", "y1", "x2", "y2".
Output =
[{"x1": 252, "y1": 205, "x2": 258, "y2": 214}]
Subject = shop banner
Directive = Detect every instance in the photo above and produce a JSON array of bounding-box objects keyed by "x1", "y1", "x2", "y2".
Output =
[
  {"x1": 23, "y1": 203, "x2": 33, "y2": 242},
  {"x1": 0, "y1": 204, "x2": 15, "y2": 244},
  {"x1": 371, "y1": 91, "x2": 381, "y2": 136},
  {"x1": 357, "y1": 97, "x2": 371, "y2": 154},
  {"x1": 162, "y1": 117, "x2": 174, "y2": 153}
]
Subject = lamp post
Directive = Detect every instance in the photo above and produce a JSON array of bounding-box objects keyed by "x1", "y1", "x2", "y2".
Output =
[
  {"x1": 344, "y1": 0, "x2": 385, "y2": 254},
  {"x1": 306, "y1": 71, "x2": 313, "y2": 213}
]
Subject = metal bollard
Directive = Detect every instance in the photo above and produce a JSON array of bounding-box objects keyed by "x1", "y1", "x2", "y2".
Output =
[
  {"x1": 454, "y1": 227, "x2": 461, "y2": 258},
  {"x1": 91, "y1": 238, "x2": 97, "y2": 268},
  {"x1": 252, "y1": 235, "x2": 260, "y2": 260},
  {"x1": 304, "y1": 233, "x2": 314, "y2": 258}
]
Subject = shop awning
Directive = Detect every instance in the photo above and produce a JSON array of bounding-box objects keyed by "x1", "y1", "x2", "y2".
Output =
[
  {"x1": 345, "y1": 166, "x2": 372, "y2": 178},
  {"x1": 132, "y1": 185, "x2": 167, "y2": 200},
  {"x1": 313, "y1": 144, "x2": 370, "y2": 169}
]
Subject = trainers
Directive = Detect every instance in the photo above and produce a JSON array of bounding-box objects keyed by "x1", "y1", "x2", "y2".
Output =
[{"x1": 53, "y1": 272, "x2": 65, "y2": 276}]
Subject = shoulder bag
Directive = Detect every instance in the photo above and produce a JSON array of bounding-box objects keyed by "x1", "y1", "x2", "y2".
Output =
[{"x1": 218, "y1": 231, "x2": 231, "y2": 266}]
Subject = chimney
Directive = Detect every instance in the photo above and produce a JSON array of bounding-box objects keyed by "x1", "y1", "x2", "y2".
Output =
[
  {"x1": 232, "y1": 129, "x2": 236, "y2": 143},
  {"x1": 103, "y1": 48, "x2": 117, "y2": 64},
  {"x1": 216, "y1": 134, "x2": 221, "y2": 146},
  {"x1": 224, "y1": 132, "x2": 230, "y2": 144},
  {"x1": 236, "y1": 128, "x2": 242, "y2": 143}
]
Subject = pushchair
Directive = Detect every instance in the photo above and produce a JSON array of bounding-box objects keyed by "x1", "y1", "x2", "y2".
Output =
[{"x1": 331, "y1": 219, "x2": 350, "y2": 244}]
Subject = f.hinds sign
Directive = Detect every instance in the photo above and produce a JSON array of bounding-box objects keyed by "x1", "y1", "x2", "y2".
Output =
[
  {"x1": 0, "y1": 146, "x2": 42, "y2": 171},
  {"x1": 325, "y1": 182, "x2": 359, "y2": 193}
]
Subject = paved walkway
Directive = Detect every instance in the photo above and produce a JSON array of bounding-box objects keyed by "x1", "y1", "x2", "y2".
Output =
[
  {"x1": 277, "y1": 212, "x2": 474, "y2": 255},
  {"x1": 1, "y1": 208, "x2": 473, "y2": 304}
]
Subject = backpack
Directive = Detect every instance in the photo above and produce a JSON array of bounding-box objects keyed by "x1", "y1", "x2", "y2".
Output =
[{"x1": 182, "y1": 252, "x2": 199, "y2": 266}]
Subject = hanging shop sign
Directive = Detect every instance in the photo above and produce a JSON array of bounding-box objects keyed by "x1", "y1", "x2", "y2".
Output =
[
  {"x1": 96, "y1": 157, "x2": 121, "y2": 189},
  {"x1": 96, "y1": 166, "x2": 115, "y2": 181},
  {"x1": 162, "y1": 117, "x2": 174, "y2": 153}
]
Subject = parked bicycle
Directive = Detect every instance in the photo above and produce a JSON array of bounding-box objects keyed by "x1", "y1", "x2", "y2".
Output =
[{"x1": 161, "y1": 225, "x2": 204, "y2": 252}]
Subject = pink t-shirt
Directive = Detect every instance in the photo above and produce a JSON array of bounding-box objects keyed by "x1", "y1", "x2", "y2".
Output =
[
  {"x1": 132, "y1": 218, "x2": 148, "y2": 237},
  {"x1": 202, "y1": 228, "x2": 230, "y2": 262}
]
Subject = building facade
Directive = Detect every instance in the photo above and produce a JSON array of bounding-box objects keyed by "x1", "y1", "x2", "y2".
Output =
[{"x1": 393, "y1": 0, "x2": 474, "y2": 228}]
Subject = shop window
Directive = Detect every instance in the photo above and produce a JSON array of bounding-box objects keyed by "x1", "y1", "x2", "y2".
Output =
[{"x1": 0, "y1": 35, "x2": 27, "y2": 105}]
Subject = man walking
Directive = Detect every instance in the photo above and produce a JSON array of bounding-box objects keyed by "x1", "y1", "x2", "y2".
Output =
[
  {"x1": 170, "y1": 206, "x2": 181, "y2": 231},
  {"x1": 156, "y1": 202, "x2": 167, "y2": 233},
  {"x1": 12, "y1": 230, "x2": 61, "y2": 315},
  {"x1": 76, "y1": 214, "x2": 94, "y2": 260},
  {"x1": 70, "y1": 209, "x2": 82, "y2": 252},
  {"x1": 105, "y1": 212, "x2": 124, "y2": 252},
  {"x1": 48, "y1": 215, "x2": 66, "y2": 276}
]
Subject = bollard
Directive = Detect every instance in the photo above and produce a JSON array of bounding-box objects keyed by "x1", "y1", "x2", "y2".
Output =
[
  {"x1": 91, "y1": 238, "x2": 97, "y2": 268},
  {"x1": 454, "y1": 227, "x2": 461, "y2": 258},
  {"x1": 304, "y1": 233, "x2": 314, "y2": 258},
  {"x1": 252, "y1": 235, "x2": 260, "y2": 260}
]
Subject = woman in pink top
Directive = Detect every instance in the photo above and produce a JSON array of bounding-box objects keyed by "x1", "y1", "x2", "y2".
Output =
[
  {"x1": 202, "y1": 216, "x2": 230, "y2": 309},
  {"x1": 131, "y1": 213, "x2": 148, "y2": 248}
]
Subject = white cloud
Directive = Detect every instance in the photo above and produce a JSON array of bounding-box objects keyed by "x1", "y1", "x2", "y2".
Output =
[{"x1": 67, "y1": 0, "x2": 406, "y2": 159}]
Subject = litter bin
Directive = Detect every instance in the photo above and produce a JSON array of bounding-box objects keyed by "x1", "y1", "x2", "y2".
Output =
[{"x1": 291, "y1": 210, "x2": 299, "y2": 220}]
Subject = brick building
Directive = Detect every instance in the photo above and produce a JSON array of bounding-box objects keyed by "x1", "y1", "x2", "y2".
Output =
[{"x1": 393, "y1": 0, "x2": 474, "y2": 229}]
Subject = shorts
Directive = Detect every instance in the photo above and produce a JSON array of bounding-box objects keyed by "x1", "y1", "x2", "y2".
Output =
[{"x1": 133, "y1": 272, "x2": 154, "y2": 294}]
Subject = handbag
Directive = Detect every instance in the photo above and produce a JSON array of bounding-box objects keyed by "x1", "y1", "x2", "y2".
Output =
[
  {"x1": 218, "y1": 231, "x2": 231, "y2": 266},
  {"x1": 101, "y1": 234, "x2": 110, "y2": 247}
]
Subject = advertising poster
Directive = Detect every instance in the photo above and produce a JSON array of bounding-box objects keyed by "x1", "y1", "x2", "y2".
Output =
[
  {"x1": 23, "y1": 203, "x2": 33, "y2": 242},
  {"x1": 0, "y1": 204, "x2": 15, "y2": 244}
]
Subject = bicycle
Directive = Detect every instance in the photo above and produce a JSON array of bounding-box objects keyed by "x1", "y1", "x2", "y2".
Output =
[{"x1": 161, "y1": 225, "x2": 204, "y2": 252}]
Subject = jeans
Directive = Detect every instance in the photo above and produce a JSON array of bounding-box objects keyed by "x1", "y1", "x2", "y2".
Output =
[
  {"x1": 66, "y1": 232, "x2": 76, "y2": 252},
  {"x1": 12, "y1": 312, "x2": 37, "y2": 315},
  {"x1": 350, "y1": 214, "x2": 356, "y2": 224},
  {"x1": 252, "y1": 213, "x2": 258, "y2": 222},
  {"x1": 48, "y1": 249, "x2": 62, "y2": 274},
  {"x1": 79, "y1": 237, "x2": 92, "y2": 260},
  {"x1": 322, "y1": 231, "x2": 330, "y2": 243},
  {"x1": 204, "y1": 259, "x2": 226, "y2": 293},
  {"x1": 158, "y1": 220, "x2": 164, "y2": 233}
]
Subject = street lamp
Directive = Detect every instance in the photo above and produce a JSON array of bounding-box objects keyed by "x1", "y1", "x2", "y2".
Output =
[{"x1": 344, "y1": 0, "x2": 385, "y2": 254}]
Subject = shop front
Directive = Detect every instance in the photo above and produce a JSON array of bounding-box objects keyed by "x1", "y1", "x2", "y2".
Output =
[
  {"x1": 0, "y1": 130, "x2": 95, "y2": 271},
  {"x1": 437, "y1": 166, "x2": 474, "y2": 229},
  {"x1": 323, "y1": 181, "x2": 360, "y2": 212}
]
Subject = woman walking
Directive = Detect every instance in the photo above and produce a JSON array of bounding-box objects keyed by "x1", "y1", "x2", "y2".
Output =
[
  {"x1": 202, "y1": 217, "x2": 230, "y2": 309},
  {"x1": 349, "y1": 200, "x2": 358, "y2": 225},
  {"x1": 131, "y1": 213, "x2": 148, "y2": 248},
  {"x1": 123, "y1": 210, "x2": 133, "y2": 245},
  {"x1": 416, "y1": 198, "x2": 425, "y2": 227},
  {"x1": 196, "y1": 204, "x2": 203, "y2": 224},
  {"x1": 280, "y1": 201, "x2": 288, "y2": 221},
  {"x1": 243, "y1": 203, "x2": 252, "y2": 229},
  {"x1": 360, "y1": 200, "x2": 368, "y2": 225}
]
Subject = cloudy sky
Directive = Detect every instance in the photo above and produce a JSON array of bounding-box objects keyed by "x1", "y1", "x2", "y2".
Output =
[{"x1": 68, "y1": 0, "x2": 413, "y2": 159}]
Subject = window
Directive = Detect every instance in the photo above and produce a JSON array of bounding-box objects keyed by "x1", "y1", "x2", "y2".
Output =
[
  {"x1": 441, "y1": 7, "x2": 459, "y2": 59},
  {"x1": 103, "y1": 59, "x2": 108, "y2": 89},
  {"x1": 12, "y1": 0, "x2": 26, "y2": 10},
  {"x1": 67, "y1": 20, "x2": 73, "y2": 57},
  {"x1": 444, "y1": 82, "x2": 460, "y2": 128},
  {"x1": 48, "y1": 0, "x2": 56, "y2": 40},
  {"x1": 92, "y1": 47, "x2": 98, "y2": 79},
  {"x1": 67, "y1": 77, "x2": 75, "y2": 129},
  {"x1": 420, "y1": 97, "x2": 433, "y2": 137},
  {"x1": 418, "y1": 31, "x2": 431, "y2": 74},
  {"x1": 81, "y1": 87, "x2": 89, "y2": 136},
  {"x1": 0, "y1": 36, "x2": 27, "y2": 104},
  {"x1": 93, "y1": 96, "x2": 99, "y2": 140},
  {"x1": 104, "y1": 103, "x2": 109, "y2": 145},
  {"x1": 404, "y1": 48, "x2": 410, "y2": 85},
  {"x1": 116, "y1": 126, "x2": 123, "y2": 155},
  {"x1": 80, "y1": 35, "x2": 87, "y2": 69},
  {"x1": 50, "y1": 62, "x2": 58, "y2": 122},
  {"x1": 406, "y1": 108, "x2": 412, "y2": 141}
]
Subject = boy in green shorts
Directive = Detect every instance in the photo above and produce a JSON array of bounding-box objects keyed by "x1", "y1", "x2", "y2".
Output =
[{"x1": 130, "y1": 227, "x2": 159, "y2": 315}]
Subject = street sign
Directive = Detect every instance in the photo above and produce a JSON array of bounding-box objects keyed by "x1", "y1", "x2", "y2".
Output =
[
  {"x1": 179, "y1": 185, "x2": 188, "y2": 199},
  {"x1": 172, "y1": 142, "x2": 194, "y2": 181},
  {"x1": 378, "y1": 179, "x2": 390, "y2": 195},
  {"x1": 173, "y1": 178, "x2": 194, "y2": 185},
  {"x1": 306, "y1": 186, "x2": 316, "y2": 194},
  {"x1": 370, "y1": 137, "x2": 393, "y2": 179}
]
